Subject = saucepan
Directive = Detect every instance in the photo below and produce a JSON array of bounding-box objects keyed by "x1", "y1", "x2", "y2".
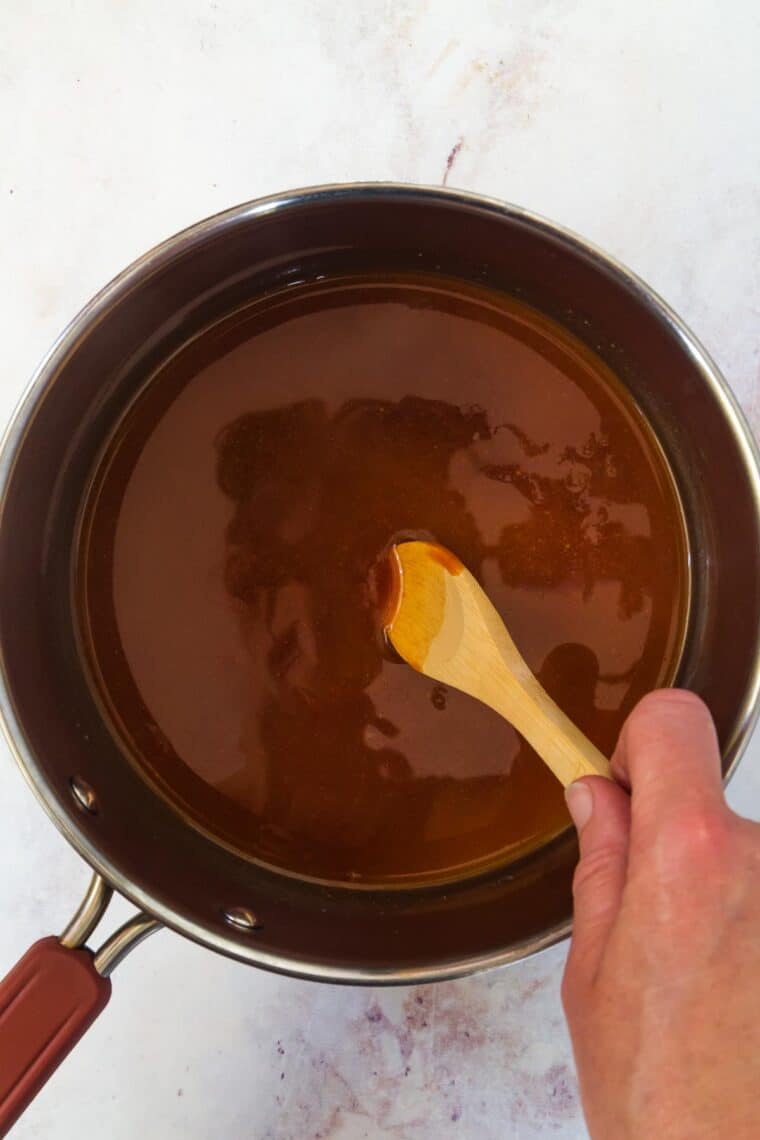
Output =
[{"x1": 1, "y1": 184, "x2": 759, "y2": 1134}]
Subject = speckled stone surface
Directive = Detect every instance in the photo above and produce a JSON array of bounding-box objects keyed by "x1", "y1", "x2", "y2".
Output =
[{"x1": 1, "y1": 3, "x2": 758, "y2": 1137}]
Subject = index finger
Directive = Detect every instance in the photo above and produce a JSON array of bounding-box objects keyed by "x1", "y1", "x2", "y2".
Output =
[{"x1": 612, "y1": 689, "x2": 726, "y2": 839}]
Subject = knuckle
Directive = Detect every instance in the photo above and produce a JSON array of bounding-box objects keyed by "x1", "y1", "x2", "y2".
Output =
[
  {"x1": 661, "y1": 807, "x2": 733, "y2": 873},
  {"x1": 561, "y1": 952, "x2": 585, "y2": 1011},
  {"x1": 572, "y1": 846, "x2": 623, "y2": 898},
  {"x1": 562, "y1": 946, "x2": 597, "y2": 1017},
  {"x1": 560, "y1": 968, "x2": 576, "y2": 1013}
]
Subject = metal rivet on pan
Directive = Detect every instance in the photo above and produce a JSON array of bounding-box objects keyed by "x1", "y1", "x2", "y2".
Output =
[
  {"x1": 69, "y1": 775, "x2": 98, "y2": 814},
  {"x1": 222, "y1": 906, "x2": 261, "y2": 932}
]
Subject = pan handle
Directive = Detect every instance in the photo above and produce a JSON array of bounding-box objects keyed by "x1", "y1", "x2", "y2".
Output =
[{"x1": 0, "y1": 874, "x2": 159, "y2": 1137}]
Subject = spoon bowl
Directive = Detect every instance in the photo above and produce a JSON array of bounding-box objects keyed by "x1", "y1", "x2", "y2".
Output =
[{"x1": 385, "y1": 541, "x2": 613, "y2": 787}]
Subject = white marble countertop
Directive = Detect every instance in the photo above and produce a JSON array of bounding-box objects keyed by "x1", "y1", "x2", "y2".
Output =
[{"x1": 1, "y1": 2, "x2": 759, "y2": 1137}]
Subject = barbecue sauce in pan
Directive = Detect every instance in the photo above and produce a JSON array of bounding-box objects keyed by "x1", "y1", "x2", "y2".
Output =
[{"x1": 78, "y1": 276, "x2": 688, "y2": 886}]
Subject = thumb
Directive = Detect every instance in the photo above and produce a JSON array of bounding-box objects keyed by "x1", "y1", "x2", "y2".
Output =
[{"x1": 563, "y1": 776, "x2": 631, "y2": 998}]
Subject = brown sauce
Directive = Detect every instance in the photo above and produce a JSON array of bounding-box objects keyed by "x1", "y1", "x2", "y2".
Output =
[{"x1": 77, "y1": 275, "x2": 689, "y2": 887}]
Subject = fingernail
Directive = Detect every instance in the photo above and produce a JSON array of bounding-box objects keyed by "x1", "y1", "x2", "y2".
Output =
[{"x1": 565, "y1": 782, "x2": 593, "y2": 832}]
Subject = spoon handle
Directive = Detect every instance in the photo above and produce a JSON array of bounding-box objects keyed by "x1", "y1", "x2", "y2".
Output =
[
  {"x1": 445, "y1": 564, "x2": 614, "y2": 786},
  {"x1": 485, "y1": 662, "x2": 613, "y2": 786}
]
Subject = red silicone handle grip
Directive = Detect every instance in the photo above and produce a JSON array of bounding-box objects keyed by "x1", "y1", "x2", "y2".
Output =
[{"x1": 0, "y1": 937, "x2": 111, "y2": 1136}]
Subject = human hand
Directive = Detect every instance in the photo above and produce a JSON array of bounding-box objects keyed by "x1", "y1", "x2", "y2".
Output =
[{"x1": 562, "y1": 690, "x2": 760, "y2": 1140}]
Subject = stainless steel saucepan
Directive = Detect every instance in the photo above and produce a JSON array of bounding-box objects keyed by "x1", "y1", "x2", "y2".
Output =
[{"x1": 1, "y1": 184, "x2": 758, "y2": 1134}]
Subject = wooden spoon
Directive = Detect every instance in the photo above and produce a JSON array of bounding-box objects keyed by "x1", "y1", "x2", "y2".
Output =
[{"x1": 382, "y1": 541, "x2": 612, "y2": 787}]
